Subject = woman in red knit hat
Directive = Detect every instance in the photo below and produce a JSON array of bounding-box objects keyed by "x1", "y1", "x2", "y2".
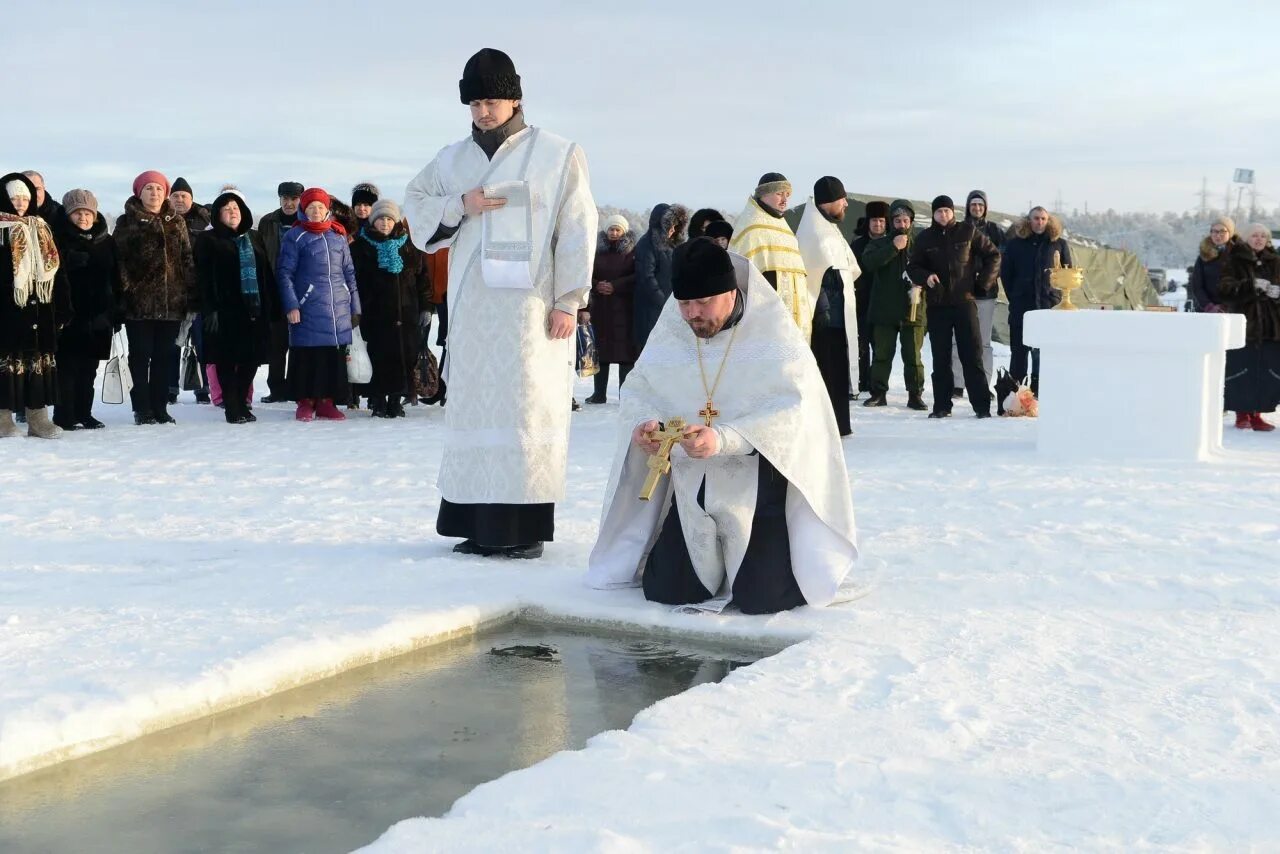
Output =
[{"x1": 276, "y1": 188, "x2": 361, "y2": 421}]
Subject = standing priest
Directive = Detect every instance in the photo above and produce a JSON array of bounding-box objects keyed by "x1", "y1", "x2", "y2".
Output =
[
  {"x1": 796, "y1": 176, "x2": 860, "y2": 436},
  {"x1": 729, "y1": 173, "x2": 811, "y2": 340},
  {"x1": 585, "y1": 238, "x2": 859, "y2": 614},
  {"x1": 405, "y1": 48, "x2": 598, "y2": 559}
]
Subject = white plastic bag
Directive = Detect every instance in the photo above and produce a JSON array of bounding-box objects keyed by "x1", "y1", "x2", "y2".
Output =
[
  {"x1": 346, "y1": 328, "x2": 373, "y2": 384},
  {"x1": 101, "y1": 328, "x2": 133, "y2": 404}
]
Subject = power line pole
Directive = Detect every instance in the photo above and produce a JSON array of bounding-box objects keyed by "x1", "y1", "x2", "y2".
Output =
[
  {"x1": 1197, "y1": 177, "x2": 1209, "y2": 216},
  {"x1": 1249, "y1": 184, "x2": 1259, "y2": 217}
]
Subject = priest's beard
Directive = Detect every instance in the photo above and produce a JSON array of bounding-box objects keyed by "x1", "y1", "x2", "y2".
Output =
[{"x1": 686, "y1": 317, "x2": 726, "y2": 339}]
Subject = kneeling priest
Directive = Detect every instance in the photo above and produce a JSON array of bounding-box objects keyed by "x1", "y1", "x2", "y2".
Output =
[{"x1": 585, "y1": 238, "x2": 859, "y2": 614}]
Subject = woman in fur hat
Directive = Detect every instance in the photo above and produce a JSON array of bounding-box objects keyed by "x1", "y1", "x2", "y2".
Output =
[
  {"x1": 53, "y1": 189, "x2": 121, "y2": 430},
  {"x1": 194, "y1": 189, "x2": 273, "y2": 425},
  {"x1": 584, "y1": 213, "x2": 637, "y2": 404},
  {"x1": 351, "y1": 198, "x2": 430, "y2": 418},
  {"x1": 1219, "y1": 222, "x2": 1280, "y2": 431},
  {"x1": 0, "y1": 172, "x2": 68, "y2": 438}
]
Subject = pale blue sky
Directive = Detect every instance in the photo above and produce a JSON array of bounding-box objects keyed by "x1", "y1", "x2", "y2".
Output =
[{"x1": 6, "y1": 1, "x2": 1272, "y2": 220}]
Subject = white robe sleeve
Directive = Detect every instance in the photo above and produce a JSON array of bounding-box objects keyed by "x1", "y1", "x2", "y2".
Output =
[
  {"x1": 404, "y1": 152, "x2": 466, "y2": 253},
  {"x1": 550, "y1": 144, "x2": 597, "y2": 314},
  {"x1": 714, "y1": 424, "x2": 755, "y2": 456}
]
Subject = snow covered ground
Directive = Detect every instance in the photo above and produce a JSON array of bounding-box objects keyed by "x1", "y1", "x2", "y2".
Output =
[{"x1": 3, "y1": 352, "x2": 1279, "y2": 851}]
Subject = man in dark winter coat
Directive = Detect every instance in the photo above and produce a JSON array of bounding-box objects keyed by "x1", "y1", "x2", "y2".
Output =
[
  {"x1": 863, "y1": 199, "x2": 927, "y2": 411},
  {"x1": 256, "y1": 181, "x2": 303, "y2": 402},
  {"x1": 906, "y1": 195, "x2": 999, "y2": 418},
  {"x1": 632, "y1": 203, "x2": 688, "y2": 352},
  {"x1": 23, "y1": 171, "x2": 64, "y2": 226},
  {"x1": 1000, "y1": 206, "x2": 1071, "y2": 390},
  {"x1": 949, "y1": 189, "x2": 1005, "y2": 394},
  {"x1": 169, "y1": 177, "x2": 212, "y2": 402},
  {"x1": 851, "y1": 203, "x2": 888, "y2": 397}
]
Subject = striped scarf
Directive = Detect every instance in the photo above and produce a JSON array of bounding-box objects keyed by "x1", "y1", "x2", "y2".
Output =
[
  {"x1": 236, "y1": 233, "x2": 260, "y2": 311},
  {"x1": 360, "y1": 228, "x2": 408, "y2": 274},
  {"x1": 0, "y1": 213, "x2": 60, "y2": 306}
]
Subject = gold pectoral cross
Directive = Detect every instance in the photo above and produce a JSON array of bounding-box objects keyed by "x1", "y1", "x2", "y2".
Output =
[
  {"x1": 639, "y1": 417, "x2": 687, "y2": 501},
  {"x1": 699, "y1": 400, "x2": 719, "y2": 427}
]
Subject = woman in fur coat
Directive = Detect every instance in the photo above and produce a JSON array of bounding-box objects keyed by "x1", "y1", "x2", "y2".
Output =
[
  {"x1": 584, "y1": 214, "x2": 637, "y2": 404},
  {"x1": 1219, "y1": 222, "x2": 1280, "y2": 431}
]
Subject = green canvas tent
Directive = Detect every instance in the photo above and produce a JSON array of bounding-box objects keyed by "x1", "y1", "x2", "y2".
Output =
[{"x1": 785, "y1": 193, "x2": 1159, "y2": 344}]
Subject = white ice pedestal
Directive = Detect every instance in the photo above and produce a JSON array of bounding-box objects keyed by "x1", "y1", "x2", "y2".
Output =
[{"x1": 1024, "y1": 310, "x2": 1246, "y2": 462}]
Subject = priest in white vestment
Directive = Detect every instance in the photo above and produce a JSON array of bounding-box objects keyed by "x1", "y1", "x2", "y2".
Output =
[
  {"x1": 404, "y1": 48, "x2": 598, "y2": 560},
  {"x1": 796, "y1": 175, "x2": 860, "y2": 436},
  {"x1": 586, "y1": 238, "x2": 859, "y2": 614}
]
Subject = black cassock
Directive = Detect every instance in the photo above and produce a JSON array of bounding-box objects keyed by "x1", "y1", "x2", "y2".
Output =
[
  {"x1": 436, "y1": 500, "x2": 554, "y2": 548},
  {"x1": 641, "y1": 454, "x2": 807, "y2": 615}
]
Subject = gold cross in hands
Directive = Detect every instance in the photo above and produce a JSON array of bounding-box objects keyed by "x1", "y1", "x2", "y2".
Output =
[
  {"x1": 699, "y1": 401, "x2": 719, "y2": 427},
  {"x1": 639, "y1": 417, "x2": 687, "y2": 501}
]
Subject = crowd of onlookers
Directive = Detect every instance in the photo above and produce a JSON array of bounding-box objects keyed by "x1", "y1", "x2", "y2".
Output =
[
  {"x1": 1, "y1": 168, "x2": 1276, "y2": 438},
  {"x1": 0, "y1": 171, "x2": 443, "y2": 437}
]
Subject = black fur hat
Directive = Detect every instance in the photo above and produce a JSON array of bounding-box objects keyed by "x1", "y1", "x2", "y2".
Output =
[
  {"x1": 705, "y1": 220, "x2": 733, "y2": 242},
  {"x1": 351, "y1": 183, "x2": 379, "y2": 208},
  {"x1": 459, "y1": 48, "x2": 522, "y2": 104},
  {"x1": 865, "y1": 201, "x2": 890, "y2": 220},
  {"x1": 672, "y1": 237, "x2": 737, "y2": 300}
]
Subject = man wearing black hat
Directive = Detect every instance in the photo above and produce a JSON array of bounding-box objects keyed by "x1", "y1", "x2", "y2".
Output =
[
  {"x1": 404, "y1": 48, "x2": 597, "y2": 560},
  {"x1": 587, "y1": 238, "x2": 860, "y2": 614},
  {"x1": 906, "y1": 195, "x2": 1001, "y2": 418},
  {"x1": 947, "y1": 189, "x2": 1006, "y2": 397},
  {"x1": 730, "y1": 172, "x2": 811, "y2": 339},
  {"x1": 257, "y1": 181, "x2": 304, "y2": 402},
  {"x1": 851, "y1": 202, "x2": 889, "y2": 397},
  {"x1": 796, "y1": 176, "x2": 860, "y2": 436}
]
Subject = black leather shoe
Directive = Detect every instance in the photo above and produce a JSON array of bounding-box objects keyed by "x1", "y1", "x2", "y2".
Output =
[
  {"x1": 80, "y1": 416, "x2": 106, "y2": 429},
  {"x1": 503, "y1": 542, "x2": 545, "y2": 560},
  {"x1": 155, "y1": 412, "x2": 177, "y2": 425},
  {"x1": 584, "y1": 395, "x2": 607, "y2": 405},
  {"x1": 452, "y1": 539, "x2": 501, "y2": 556},
  {"x1": 260, "y1": 394, "x2": 288, "y2": 404},
  {"x1": 928, "y1": 410, "x2": 952, "y2": 419},
  {"x1": 861, "y1": 393, "x2": 887, "y2": 407},
  {"x1": 975, "y1": 411, "x2": 992, "y2": 419}
]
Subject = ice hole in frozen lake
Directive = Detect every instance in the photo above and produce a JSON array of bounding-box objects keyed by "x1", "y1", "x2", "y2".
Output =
[{"x1": 0, "y1": 615, "x2": 786, "y2": 854}]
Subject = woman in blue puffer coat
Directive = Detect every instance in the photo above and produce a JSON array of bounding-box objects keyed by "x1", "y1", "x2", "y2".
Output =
[{"x1": 277, "y1": 187, "x2": 361, "y2": 421}]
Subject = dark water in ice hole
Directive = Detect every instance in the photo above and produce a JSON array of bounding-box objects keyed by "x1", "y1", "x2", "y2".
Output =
[{"x1": 0, "y1": 621, "x2": 771, "y2": 854}]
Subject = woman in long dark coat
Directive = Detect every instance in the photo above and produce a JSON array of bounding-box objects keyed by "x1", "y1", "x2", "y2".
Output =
[
  {"x1": 194, "y1": 190, "x2": 271, "y2": 424},
  {"x1": 584, "y1": 214, "x2": 637, "y2": 404},
  {"x1": 351, "y1": 199, "x2": 430, "y2": 418},
  {"x1": 0, "y1": 172, "x2": 68, "y2": 439},
  {"x1": 53, "y1": 189, "x2": 121, "y2": 430},
  {"x1": 1220, "y1": 222, "x2": 1280, "y2": 432}
]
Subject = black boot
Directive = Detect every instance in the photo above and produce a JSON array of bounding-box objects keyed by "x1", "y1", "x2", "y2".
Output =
[
  {"x1": 928, "y1": 409, "x2": 952, "y2": 419},
  {"x1": 503, "y1": 542, "x2": 545, "y2": 560},
  {"x1": 907, "y1": 393, "x2": 928, "y2": 411},
  {"x1": 861, "y1": 393, "x2": 887, "y2": 407}
]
